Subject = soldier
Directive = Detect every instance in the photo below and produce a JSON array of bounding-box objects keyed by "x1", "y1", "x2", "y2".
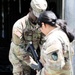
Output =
[
  {"x1": 8, "y1": 0, "x2": 47, "y2": 75},
  {"x1": 35, "y1": 11, "x2": 74, "y2": 75}
]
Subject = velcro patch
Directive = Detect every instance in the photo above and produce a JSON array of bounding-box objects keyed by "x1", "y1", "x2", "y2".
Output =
[{"x1": 13, "y1": 29, "x2": 22, "y2": 38}]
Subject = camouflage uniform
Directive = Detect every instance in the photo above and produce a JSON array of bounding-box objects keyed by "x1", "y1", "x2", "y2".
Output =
[
  {"x1": 9, "y1": 14, "x2": 42, "y2": 75},
  {"x1": 37, "y1": 28, "x2": 73, "y2": 75}
]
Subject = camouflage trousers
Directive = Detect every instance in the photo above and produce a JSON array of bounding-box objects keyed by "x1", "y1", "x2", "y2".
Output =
[
  {"x1": 13, "y1": 63, "x2": 31, "y2": 75},
  {"x1": 13, "y1": 71, "x2": 30, "y2": 75}
]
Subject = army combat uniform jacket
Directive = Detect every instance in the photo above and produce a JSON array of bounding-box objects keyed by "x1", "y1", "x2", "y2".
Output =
[
  {"x1": 9, "y1": 13, "x2": 42, "y2": 74},
  {"x1": 37, "y1": 28, "x2": 73, "y2": 75}
]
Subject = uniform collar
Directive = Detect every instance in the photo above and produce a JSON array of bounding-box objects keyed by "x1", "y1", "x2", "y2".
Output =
[
  {"x1": 25, "y1": 15, "x2": 40, "y2": 31},
  {"x1": 44, "y1": 27, "x2": 60, "y2": 40}
]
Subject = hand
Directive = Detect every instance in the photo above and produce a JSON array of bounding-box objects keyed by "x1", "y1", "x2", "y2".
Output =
[{"x1": 23, "y1": 55, "x2": 30, "y2": 60}]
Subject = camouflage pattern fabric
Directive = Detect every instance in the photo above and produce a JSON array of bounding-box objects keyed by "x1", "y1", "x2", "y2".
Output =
[
  {"x1": 36, "y1": 28, "x2": 73, "y2": 75},
  {"x1": 9, "y1": 14, "x2": 42, "y2": 75}
]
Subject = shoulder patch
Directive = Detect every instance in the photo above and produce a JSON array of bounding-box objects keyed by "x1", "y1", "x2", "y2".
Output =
[
  {"x1": 13, "y1": 29, "x2": 22, "y2": 38},
  {"x1": 51, "y1": 52, "x2": 58, "y2": 61}
]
